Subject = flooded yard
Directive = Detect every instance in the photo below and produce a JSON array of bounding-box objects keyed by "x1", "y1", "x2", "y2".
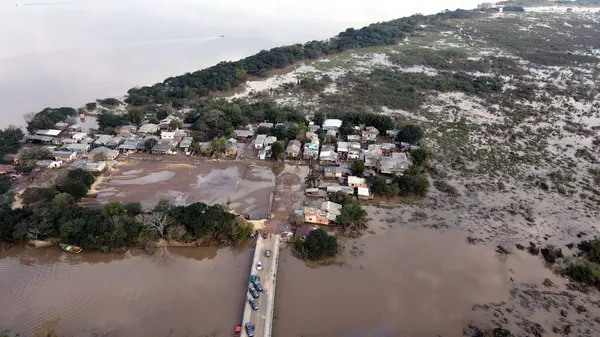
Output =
[{"x1": 85, "y1": 158, "x2": 276, "y2": 219}]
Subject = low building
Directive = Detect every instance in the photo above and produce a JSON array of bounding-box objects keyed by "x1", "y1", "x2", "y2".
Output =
[
  {"x1": 357, "y1": 187, "x2": 372, "y2": 200},
  {"x1": 362, "y1": 126, "x2": 380, "y2": 142},
  {"x1": 36, "y1": 129, "x2": 62, "y2": 137},
  {"x1": 36, "y1": 160, "x2": 62, "y2": 169},
  {"x1": 94, "y1": 134, "x2": 112, "y2": 147},
  {"x1": 337, "y1": 141, "x2": 349, "y2": 153},
  {"x1": 72, "y1": 132, "x2": 87, "y2": 141},
  {"x1": 326, "y1": 185, "x2": 354, "y2": 195},
  {"x1": 152, "y1": 139, "x2": 178, "y2": 154},
  {"x1": 52, "y1": 150, "x2": 77, "y2": 162},
  {"x1": 88, "y1": 147, "x2": 119, "y2": 161},
  {"x1": 258, "y1": 122, "x2": 274, "y2": 129},
  {"x1": 324, "y1": 166, "x2": 344, "y2": 178},
  {"x1": 319, "y1": 145, "x2": 338, "y2": 163},
  {"x1": 0, "y1": 165, "x2": 16, "y2": 175},
  {"x1": 386, "y1": 130, "x2": 399, "y2": 139},
  {"x1": 258, "y1": 145, "x2": 271, "y2": 160},
  {"x1": 304, "y1": 207, "x2": 329, "y2": 225},
  {"x1": 254, "y1": 134, "x2": 267, "y2": 149},
  {"x1": 118, "y1": 139, "x2": 140, "y2": 152},
  {"x1": 303, "y1": 147, "x2": 318, "y2": 160},
  {"x1": 321, "y1": 201, "x2": 342, "y2": 219},
  {"x1": 348, "y1": 176, "x2": 368, "y2": 188},
  {"x1": 138, "y1": 123, "x2": 159, "y2": 134},
  {"x1": 161, "y1": 131, "x2": 175, "y2": 140},
  {"x1": 347, "y1": 135, "x2": 361, "y2": 142},
  {"x1": 69, "y1": 160, "x2": 106, "y2": 173},
  {"x1": 322, "y1": 119, "x2": 342, "y2": 131},
  {"x1": 286, "y1": 140, "x2": 302, "y2": 158},
  {"x1": 380, "y1": 152, "x2": 411, "y2": 175},
  {"x1": 54, "y1": 122, "x2": 70, "y2": 130},
  {"x1": 174, "y1": 130, "x2": 187, "y2": 142},
  {"x1": 118, "y1": 125, "x2": 137, "y2": 134},
  {"x1": 179, "y1": 137, "x2": 193, "y2": 151},
  {"x1": 264, "y1": 136, "x2": 277, "y2": 147},
  {"x1": 234, "y1": 130, "x2": 254, "y2": 141},
  {"x1": 224, "y1": 143, "x2": 238, "y2": 157},
  {"x1": 65, "y1": 143, "x2": 91, "y2": 154},
  {"x1": 305, "y1": 131, "x2": 317, "y2": 140}
]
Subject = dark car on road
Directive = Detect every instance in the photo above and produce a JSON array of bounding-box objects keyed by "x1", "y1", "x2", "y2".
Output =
[
  {"x1": 248, "y1": 298, "x2": 259, "y2": 310},
  {"x1": 245, "y1": 323, "x2": 255, "y2": 337},
  {"x1": 249, "y1": 286, "x2": 259, "y2": 299},
  {"x1": 252, "y1": 280, "x2": 263, "y2": 292}
]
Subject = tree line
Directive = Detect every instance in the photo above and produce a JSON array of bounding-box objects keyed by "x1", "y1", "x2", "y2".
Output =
[
  {"x1": 0, "y1": 170, "x2": 252, "y2": 252},
  {"x1": 124, "y1": 9, "x2": 475, "y2": 106}
]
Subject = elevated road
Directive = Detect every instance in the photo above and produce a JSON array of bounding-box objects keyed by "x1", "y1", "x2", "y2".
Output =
[{"x1": 241, "y1": 234, "x2": 280, "y2": 337}]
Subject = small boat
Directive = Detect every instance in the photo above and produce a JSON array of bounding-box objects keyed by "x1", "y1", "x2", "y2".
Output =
[{"x1": 60, "y1": 243, "x2": 83, "y2": 254}]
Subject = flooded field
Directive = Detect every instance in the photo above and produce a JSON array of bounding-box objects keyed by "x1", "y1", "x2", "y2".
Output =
[
  {"x1": 86, "y1": 158, "x2": 276, "y2": 219},
  {"x1": 273, "y1": 226, "x2": 564, "y2": 337},
  {"x1": 0, "y1": 245, "x2": 252, "y2": 337}
]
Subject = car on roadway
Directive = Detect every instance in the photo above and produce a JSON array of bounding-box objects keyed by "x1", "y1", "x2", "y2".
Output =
[
  {"x1": 256, "y1": 261, "x2": 262, "y2": 270},
  {"x1": 250, "y1": 274, "x2": 259, "y2": 283},
  {"x1": 233, "y1": 325, "x2": 242, "y2": 337},
  {"x1": 248, "y1": 298, "x2": 259, "y2": 310},
  {"x1": 262, "y1": 230, "x2": 268, "y2": 239},
  {"x1": 265, "y1": 249, "x2": 271, "y2": 257},
  {"x1": 249, "y1": 286, "x2": 259, "y2": 299},
  {"x1": 252, "y1": 280, "x2": 263, "y2": 292},
  {"x1": 245, "y1": 323, "x2": 255, "y2": 337}
]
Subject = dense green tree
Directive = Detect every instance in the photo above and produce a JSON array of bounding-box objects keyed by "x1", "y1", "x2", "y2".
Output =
[
  {"x1": 59, "y1": 180, "x2": 89, "y2": 201},
  {"x1": 52, "y1": 193, "x2": 75, "y2": 207},
  {"x1": 296, "y1": 229, "x2": 338, "y2": 260},
  {"x1": 328, "y1": 191, "x2": 351, "y2": 205},
  {"x1": 97, "y1": 112, "x2": 126, "y2": 130},
  {"x1": 21, "y1": 187, "x2": 57, "y2": 205},
  {"x1": 145, "y1": 138, "x2": 158, "y2": 151},
  {"x1": 26, "y1": 107, "x2": 77, "y2": 133},
  {"x1": 272, "y1": 125, "x2": 287, "y2": 140},
  {"x1": 0, "y1": 175, "x2": 14, "y2": 195},
  {"x1": 271, "y1": 141, "x2": 285, "y2": 160},
  {"x1": 305, "y1": 173, "x2": 318, "y2": 188},
  {"x1": 336, "y1": 200, "x2": 368, "y2": 230},
  {"x1": 169, "y1": 119, "x2": 182, "y2": 130},
  {"x1": 102, "y1": 202, "x2": 126, "y2": 217},
  {"x1": 85, "y1": 102, "x2": 97, "y2": 111},
  {"x1": 395, "y1": 124, "x2": 424, "y2": 144},
  {"x1": 256, "y1": 126, "x2": 272, "y2": 136},
  {"x1": 124, "y1": 202, "x2": 143, "y2": 215},
  {"x1": 313, "y1": 111, "x2": 326, "y2": 126},
  {"x1": 0, "y1": 127, "x2": 24, "y2": 159},
  {"x1": 394, "y1": 167, "x2": 430, "y2": 197},
  {"x1": 104, "y1": 126, "x2": 115, "y2": 135},
  {"x1": 157, "y1": 109, "x2": 169, "y2": 120},
  {"x1": 350, "y1": 160, "x2": 366, "y2": 177},
  {"x1": 153, "y1": 199, "x2": 172, "y2": 213},
  {"x1": 410, "y1": 147, "x2": 429, "y2": 166},
  {"x1": 19, "y1": 147, "x2": 53, "y2": 161},
  {"x1": 66, "y1": 169, "x2": 95, "y2": 188},
  {"x1": 230, "y1": 220, "x2": 254, "y2": 245},
  {"x1": 127, "y1": 108, "x2": 145, "y2": 126}
]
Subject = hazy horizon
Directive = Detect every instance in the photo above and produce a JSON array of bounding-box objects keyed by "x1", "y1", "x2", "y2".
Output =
[{"x1": 0, "y1": 0, "x2": 487, "y2": 127}]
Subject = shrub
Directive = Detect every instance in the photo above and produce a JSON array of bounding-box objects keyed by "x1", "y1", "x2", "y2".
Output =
[{"x1": 295, "y1": 229, "x2": 338, "y2": 260}]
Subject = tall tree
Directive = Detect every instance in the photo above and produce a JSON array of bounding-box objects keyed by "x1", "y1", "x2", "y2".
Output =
[
  {"x1": 271, "y1": 141, "x2": 285, "y2": 160},
  {"x1": 127, "y1": 108, "x2": 145, "y2": 126},
  {"x1": 395, "y1": 124, "x2": 424, "y2": 144}
]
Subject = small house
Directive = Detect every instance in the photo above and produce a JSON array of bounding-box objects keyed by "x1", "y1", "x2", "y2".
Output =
[
  {"x1": 224, "y1": 143, "x2": 238, "y2": 157},
  {"x1": 179, "y1": 137, "x2": 193, "y2": 151},
  {"x1": 304, "y1": 207, "x2": 329, "y2": 225},
  {"x1": 321, "y1": 201, "x2": 342, "y2": 218},
  {"x1": 337, "y1": 141, "x2": 349, "y2": 153},
  {"x1": 152, "y1": 139, "x2": 178, "y2": 154},
  {"x1": 35, "y1": 160, "x2": 62, "y2": 169},
  {"x1": 305, "y1": 131, "x2": 317, "y2": 140},
  {"x1": 174, "y1": 130, "x2": 187, "y2": 142},
  {"x1": 234, "y1": 130, "x2": 254, "y2": 142},
  {"x1": 303, "y1": 147, "x2": 318, "y2": 160},
  {"x1": 286, "y1": 140, "x2": 302, "y2": 158},
  {"x1": 65, "y1": 143, "x2": 91, "y2": 154},
  {"x1": 322, "y1": 119, "x2": 342, "y2": 131},
  {"x1": 72, "y1": 132, "x2": 87, "y2": 141},
  {"x1": 118, "y1": 125, "x2": 137, "y2": 134},
  {"x1": 347, "y1": 135, "x2": 360, "y2": 142},
  {"x1": 264, "y1": 136, "x2": 277, "y2": 147},
  {"x1": 118, "y1": 139, "x2": 140, "y2": 152},
  {"x1": 138, "y1": 123, "x2": 159, "y2": 134},
  {"x1": 386, "y1": 130, "x2": 399, "y2": 139},
  {"x1": 324, "y1": 166, "x2": 344, "y2": 179},
  {"x1": 54, "y1": 122, "x2": 70, "y2": 130},
  {"x1": 326, "y1": 185, "x2": 355, "y2": 195},
  {"x1": 88, "y1": 147, "x2": 119, "y2": 161},
  {"x1": 348, "y1": 176, "x2": 368, "y2": 188},
  {"x1": 258, "y1": 145, "x2": 271, "y2": 160},
  {"x1": 362, "y1": 126, "x2": 379, "y2": 142},
  {"x1": 258, "y1": 122, "x2": 274, "y2": 129},
  {"x1": 254, "y1": 134, "x2": 267, "y2": 149},
  {"x1": 52, "y1": 150, "x2": 77, "y2": 162},
  {"x1": 358, "y1": 187, "x2": 372, "y2": 200},
  {"x1": 94, "y1": 134, "x2": 112, "y2": 146},
  {"x1": 161, "y1": 132, "x2": 175, "y2": 140}
]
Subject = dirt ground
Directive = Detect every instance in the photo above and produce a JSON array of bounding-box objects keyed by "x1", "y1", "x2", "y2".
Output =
[{"x1": 83, "y1": 157, "x2": 276, "y2": 219}]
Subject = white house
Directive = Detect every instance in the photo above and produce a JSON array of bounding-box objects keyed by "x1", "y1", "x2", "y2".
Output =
[
  {"x1": 322, "y1": 119, "x2": 343, "y2": 131},
  {"x1": 254, "y1": 134, "x2": 267, "y2": 149},
  {"x1": 161, "y1": 132, "x2": 175, "y2": 140},
  {"x1": 72, "y1": 132, "x2": 87, "y2": 141},
  {"x1": 264, "y1": 136, "x2": 277, "y2": 147}
]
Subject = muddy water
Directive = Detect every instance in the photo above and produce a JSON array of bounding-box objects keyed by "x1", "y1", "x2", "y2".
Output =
[
  {"x1": 0, "y1": 228, "x2": 558, "y2": 337},
  {"x1": 88, "y1": 159, "x2": 275, "y2": 219},
  {"x1": 0, "y1": 246, "x2": 252, "y2": 337},
  {"x1": 273, "y1": 229, "x2": 561, "y2": 337}
]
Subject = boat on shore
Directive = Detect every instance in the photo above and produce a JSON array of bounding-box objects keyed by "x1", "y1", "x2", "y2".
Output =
[{"x1": 59, "y1": 243, "x2": 83, "y2": 254}]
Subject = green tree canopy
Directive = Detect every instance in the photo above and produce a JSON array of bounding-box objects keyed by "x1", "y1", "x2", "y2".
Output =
[
  {"x1": 313, "y1": 111, "x2": 326, "y2": 126},
  {"x1": 271, "y1": 141, "x2": 285, "y2": 160},
  {"x1": 52, "y1": 193, "x2": 75, "y2": 207},
  {"x1": 336, "y1": 200, "x2": 368, "y2": 230},
  {"x1": 395, "y1": 124, "x2": 424, "y2": 144},
  {"x1": 127, "y1": 108, "x2": 145, "y2": 126},
  {"x1": 169, "y1": 119, "x2": 182, "y2": 130},
  {"x1": 350, "y1": 160, "x2": 366, "y2": 177},
  {"x1": 102, "y1": 202, "x2": 126, "y2": 217},
  {"x1": 297, "y1": 229, "x2": 338, "y2": 260}
]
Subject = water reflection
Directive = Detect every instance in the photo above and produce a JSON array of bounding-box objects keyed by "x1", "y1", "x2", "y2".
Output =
[{"x1": 0, "y1": 0, "x2": 484, "y2": 127}]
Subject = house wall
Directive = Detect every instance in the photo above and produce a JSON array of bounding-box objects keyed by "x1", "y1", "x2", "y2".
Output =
[
  {"x1": 348, "y1": 182, "x2": 368, "y2": 188},
  {"x1": 305, "y1": 215, "x2": 328, "y2": 225}
]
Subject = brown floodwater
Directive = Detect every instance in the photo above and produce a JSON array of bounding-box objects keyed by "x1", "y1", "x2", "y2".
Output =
[
  {"x1": 0, "y1": 228, "x2": 559, "y2": 337},
  {"x1": 0, "y1": 245, "x2": 252, "y2": 337}
]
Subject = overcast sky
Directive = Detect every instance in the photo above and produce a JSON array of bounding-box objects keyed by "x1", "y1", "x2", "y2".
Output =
[{"x1": 0, "y1": 0, "x2": 488, "y2": 126}]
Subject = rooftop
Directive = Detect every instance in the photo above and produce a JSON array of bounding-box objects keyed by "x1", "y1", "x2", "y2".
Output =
[{"x1": 36, "y1": 129, "x2": 62, "y2": 137}]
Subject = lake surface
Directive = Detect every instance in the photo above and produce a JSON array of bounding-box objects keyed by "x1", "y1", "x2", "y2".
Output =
[
  {"x1": 0, "y1": 0, "x2": 484, "y2": 127},
  {"x1": 0, "y1": 228, "x2": 559, "y2": 336}
]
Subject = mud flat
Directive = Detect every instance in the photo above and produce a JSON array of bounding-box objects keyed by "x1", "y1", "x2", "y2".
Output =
[{"x1": 84, "y1": 159, "x2": 276, "y2": 219}]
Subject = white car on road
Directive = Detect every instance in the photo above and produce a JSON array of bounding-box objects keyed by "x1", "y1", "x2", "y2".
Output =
[{"x1": 256, "y1": 261, "x2": 262, "y2": 270}]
